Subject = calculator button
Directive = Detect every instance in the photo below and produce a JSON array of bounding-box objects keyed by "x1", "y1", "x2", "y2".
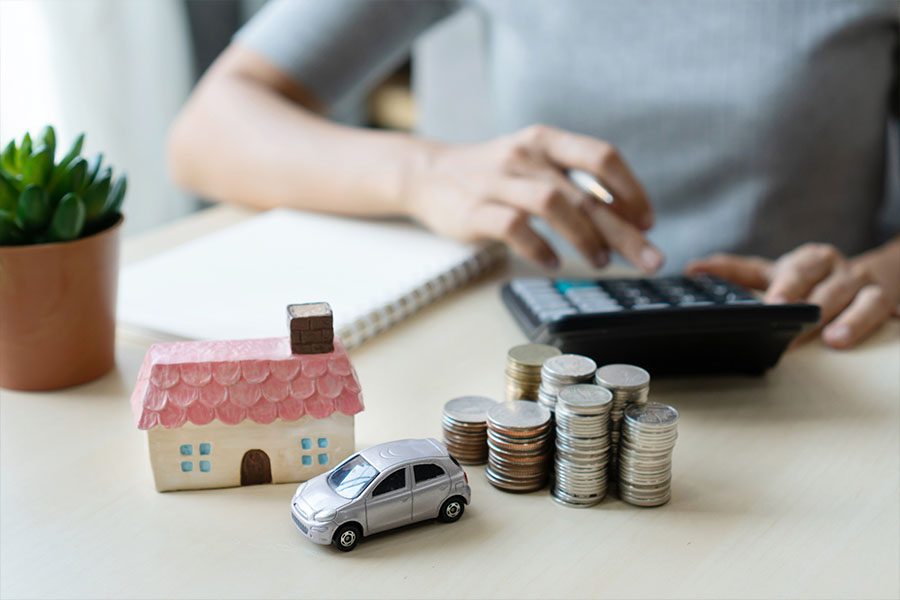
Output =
[
  {"x1": 537, "y1": 308, "x2": 577, "y2": 321},
  {"x1": 577, "y1": 305, "x2": 623, "y2": 314},
  {"x1": 677, "y1": 300, "x2": 715, "y2": 307},
  {"x1": 725, "y1": 291, "x2": 757, "y2": 301},
  {"x1": 724, "y1": 297, "x2": 760, "y2": 305},
  {"x1": 526, "y1": 302, "x2": 571, "y2": 313},
  {"x1": 523, "y1": 290, "x2": 567, "y2": 301},
  {"x1": 565, "y1": 289, "x2": 612, "y2": 301},
  {"x1": 554, "y1": 279, "x2": 599, "y2": 293},
  {"x1": 572, "y1": 300, "x2": 621, "y2": 311},
  {"x1": 632, "y1": 303, "x2": 671, "y2": 310},
  {"x1": 511, "y1": 279, "x2": 554, "y2": 294}
]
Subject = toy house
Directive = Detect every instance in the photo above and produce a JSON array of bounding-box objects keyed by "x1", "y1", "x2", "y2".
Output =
[{"x1": 130, "y1": 303, "x2": 364, "y2": 492}]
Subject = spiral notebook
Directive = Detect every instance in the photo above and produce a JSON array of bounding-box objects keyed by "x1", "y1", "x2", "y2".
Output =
[{"x1": 118, "y1": 209, "x2": 506, "y2": 348}]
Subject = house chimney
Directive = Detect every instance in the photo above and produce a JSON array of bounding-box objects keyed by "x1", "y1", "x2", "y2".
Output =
[{"x1": 286, "y1": 302, "x2": 334, "y2": 354}]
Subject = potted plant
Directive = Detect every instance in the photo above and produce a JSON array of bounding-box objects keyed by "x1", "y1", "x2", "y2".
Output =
[{"x1": 0, "y1": 126, "x2": 126, "y2": 390}]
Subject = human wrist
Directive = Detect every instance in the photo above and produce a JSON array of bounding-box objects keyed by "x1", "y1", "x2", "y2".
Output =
[{"x1": 394, "y1": 136, "x2": 446, "y2": 219}]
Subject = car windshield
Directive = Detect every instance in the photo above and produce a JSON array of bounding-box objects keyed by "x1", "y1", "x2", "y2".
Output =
[{"x1": 327, "y1": 454, "x2": 380, "y2": 499}]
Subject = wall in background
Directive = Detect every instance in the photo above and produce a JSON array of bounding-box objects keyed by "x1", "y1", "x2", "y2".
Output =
[{"x1": 0, "y1": 0, "x2": 196, "y2": 237}]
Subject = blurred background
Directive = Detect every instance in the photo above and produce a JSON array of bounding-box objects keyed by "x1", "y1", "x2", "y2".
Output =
[{"x1": 0, "y1": 0, "x2": 485, "y2": 236}]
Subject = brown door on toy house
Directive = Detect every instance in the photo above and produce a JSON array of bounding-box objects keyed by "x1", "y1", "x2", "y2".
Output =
[{"x1": 240, "y1": 449, "x2": 272, "y2": 486}]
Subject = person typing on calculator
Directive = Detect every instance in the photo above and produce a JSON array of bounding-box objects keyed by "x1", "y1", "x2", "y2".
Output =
[{"x1": 168, "y1": 0, "x2": 899, "y2": 350}]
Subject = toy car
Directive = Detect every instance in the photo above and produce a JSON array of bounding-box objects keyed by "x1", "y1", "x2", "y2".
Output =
[{"x1": 290, "y1": 438, "x2": 472, "y2": 552}]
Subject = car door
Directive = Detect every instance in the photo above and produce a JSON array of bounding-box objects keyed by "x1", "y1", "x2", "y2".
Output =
[
  {"x1": 364, "y1": 466, "x2": 412, "y2": 534},
  {"x1": 411, "y1": 463, "x2": 451, "y2": 522}
]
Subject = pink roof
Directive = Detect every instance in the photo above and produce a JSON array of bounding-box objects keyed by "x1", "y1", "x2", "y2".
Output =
[{"x1": 130, "y1": 337, "x2": 364, "y2": 430}]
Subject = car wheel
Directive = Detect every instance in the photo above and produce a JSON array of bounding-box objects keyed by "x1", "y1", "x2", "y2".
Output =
[
  {"x1": 332, "y1": 523, "x2": 361, "y2": 552},
  {"x1": 438, "y1": 497, "x2": 465, "y2": 523}
]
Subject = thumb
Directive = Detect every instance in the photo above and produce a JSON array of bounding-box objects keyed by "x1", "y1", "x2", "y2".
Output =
[{"x1": 685, "y1": 254, "x2": 772, "y2": 290}]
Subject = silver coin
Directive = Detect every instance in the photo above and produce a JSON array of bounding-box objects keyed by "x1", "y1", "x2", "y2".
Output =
[
  {"x1": 487, "y1": 400, "x2": 552, "y2": 430},
  {"x1": 508, "y1": 343, "x2": 562, "y2": 368},
  {"x1": 543, "y1": 354, "x2": 597, "y2": 380},
  {"x1": 443, "y1": 395, "x2": 499, "y2": 424},
  {"x1": 595, "y1": 364, "x2": 650, "y2": 390},
  {"x1": 557, "y1": 384, "x2": 613, "y2": 411},
  {"x1": 624, "y1": 402, "x2": 679, "y2": 427},
  {"x1": 620, "y1": 493, "x2": 671, "y2": 507}
]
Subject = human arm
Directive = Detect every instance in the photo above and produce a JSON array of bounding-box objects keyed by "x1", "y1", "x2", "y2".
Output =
[{"x1": 167, "y1": 45, "x2": 663, "y2": 271}]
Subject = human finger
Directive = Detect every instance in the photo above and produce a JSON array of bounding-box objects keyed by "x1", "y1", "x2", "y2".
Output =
[
  {"x1": 468, "y1": 202, "x2": 558, "y2": 269},
  {"x1": 583, "y1": 200, "x2": 663, "y2": 273},
  {"x1": 821, "y1": 284, "x2": 895, "y2": 349},
  {"x1": 793, "y1": 266, "x2": 870, "y2": 344},
  {"x1": 765, "y1": 244, "x2": 842, "y2": 303},
  {"x1": 488, "y1": 176, "x2": 608, "y2": 268},
  {"x1": 517, "y1": 125, "x2": 654, "y2": 230},
  {"x1": 509, "y1": 166, "x2": 612, "y2": 266},
  {"x1": 685, "y1": 254, "x2": 771, "y2": 290}
]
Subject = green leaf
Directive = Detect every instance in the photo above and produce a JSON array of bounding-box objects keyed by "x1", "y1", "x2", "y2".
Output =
[
  {"x1": 103, "y1": 173, "x2": 127, "y2": 218},
  {"x1": 16, "y1": 185, "x2": 51, "y2": 232},
  {"x1": 16, "y1": 133, "x2": 32, "y2": 170},
  {"x1": 0, "y1": 209, "x2": 27, "y2": 245},
  {"x1": 21, "y1": 148, "x2": 53, "y2": 187},
  {"x1": 0, "y1": 169, "x2": 21, "y2": 195},
  {"x1": 48, "y1": 157, "x2": 88, "y2": 202},
  {"x1": 83, "y1": 172, "x2": 111, "y2": 221},
  {"x1": 40, "y1": 125, "x2": 56, "y2": 162},
  {"x1": 48, "y1": 192, "x2": 85, "y2": 241},
  {"x1": 85, "y1": 152, "x2": 103, "y2": 185},
  {"x1": 56, "y1": 133, "x2": 84, "y2": 172},
  {"x1": 0, "y1": 171, "x2": 18, "y2": 212},
  {"x1": 1, "y1": 140, "x2": 17, "y2": 173}
]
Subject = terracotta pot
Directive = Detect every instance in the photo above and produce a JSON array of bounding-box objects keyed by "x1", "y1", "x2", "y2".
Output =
[{"x1": 0, "y1": 217, "x2": 122, "y2": 391}]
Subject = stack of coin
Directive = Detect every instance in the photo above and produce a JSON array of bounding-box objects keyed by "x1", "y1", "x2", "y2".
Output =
[
  {"x1": 594, "y1": 364, "x2": 650, "y2": 450},
  {"x1": 505, "y1": 344, "x2": 562, "y2": 401},
  {"x1": 442, "y1": 396, "x2": 498, "y2": 465},
  {"x1": 537, "y1": 354, "x2": 597, "y2": 413},
  {"x1": 552, "y1": 384, "x2": 613, "y2": 507},
  {"x1": 485, "y1": 401, "x2": 553, "y2": 492},
  {"x1": 617, "y1": 402, "x2": 678, "y2": 507}
]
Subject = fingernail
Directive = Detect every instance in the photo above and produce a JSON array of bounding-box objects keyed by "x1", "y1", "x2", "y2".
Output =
[
  {"x1": 594, "y1": 250, "x2": 609, "y2": 268},
  {"x1": 825, "y1": 325, "x2": 851, "y2": 346},
  {"x1": 640, "y1": 247, "x2": 663, "y2": 272}
]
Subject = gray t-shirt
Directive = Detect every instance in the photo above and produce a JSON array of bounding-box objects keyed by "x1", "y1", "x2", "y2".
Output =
[{"x1": 237, "y1": 0, "x2": 899, "y2": 272}]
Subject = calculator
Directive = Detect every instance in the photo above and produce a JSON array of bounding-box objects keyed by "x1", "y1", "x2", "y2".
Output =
[{"x1": 501, "y1": 275, "x2": 820, "y2": 375}]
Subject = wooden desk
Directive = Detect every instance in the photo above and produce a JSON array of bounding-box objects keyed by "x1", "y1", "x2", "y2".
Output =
[{"x1": 2, "y1": 207, "x2": 898, "y2": 599}]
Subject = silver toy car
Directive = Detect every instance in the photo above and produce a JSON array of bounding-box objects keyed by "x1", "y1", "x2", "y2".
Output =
[{"x1": 291, "y1": 438, "x2": 472, "y2": 552}]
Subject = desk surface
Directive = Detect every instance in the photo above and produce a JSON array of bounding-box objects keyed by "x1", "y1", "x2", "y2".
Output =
[{"x1": 2, "y1": 206, "x2": 898, "y2": 600}]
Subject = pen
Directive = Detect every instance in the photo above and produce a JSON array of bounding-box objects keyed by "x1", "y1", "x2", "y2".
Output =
[{"x1": 567, "y1": 169, "x2": 615, "y2": 205}]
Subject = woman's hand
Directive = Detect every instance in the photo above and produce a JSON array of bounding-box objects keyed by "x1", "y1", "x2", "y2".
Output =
[
  {"x1": 402, "y1": 124, "x2": 664, "y2": 272},
  {"x1": 687, "y1": 240, "x2": 900, "y2": 349}
]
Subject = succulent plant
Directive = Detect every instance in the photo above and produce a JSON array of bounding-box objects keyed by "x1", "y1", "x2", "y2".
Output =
[{"x1": 0, "y1": 126, "x2": 126, "y2": 246}]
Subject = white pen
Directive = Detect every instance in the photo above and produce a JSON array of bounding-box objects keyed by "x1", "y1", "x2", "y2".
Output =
[{"x1": 567, "y1": 168, "x2": 615, "y2": 205}]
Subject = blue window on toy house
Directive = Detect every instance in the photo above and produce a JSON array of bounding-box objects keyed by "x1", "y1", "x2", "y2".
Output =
[
  {"x1": 179, "y1": 442, "x2": 212, "y2": 473},
  {"x1": 301, "y1": 437, "x2": 329, "y2": 466}
]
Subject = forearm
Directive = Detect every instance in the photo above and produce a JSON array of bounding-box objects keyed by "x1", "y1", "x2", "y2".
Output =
[{"x1": 167, "y1": 49, "x2": 432, "y2": 217}]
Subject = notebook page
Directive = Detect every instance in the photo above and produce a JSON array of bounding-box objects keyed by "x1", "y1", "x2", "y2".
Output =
[{"x1": 118, "y1": 209, "x2": 489, "y2": 342}]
